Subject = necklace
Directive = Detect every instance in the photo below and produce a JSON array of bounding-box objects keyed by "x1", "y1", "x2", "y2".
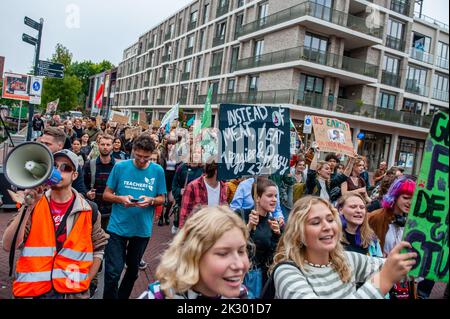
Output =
[{"x1": 305, "y1": 260, "x2": 332, "y2": 268}]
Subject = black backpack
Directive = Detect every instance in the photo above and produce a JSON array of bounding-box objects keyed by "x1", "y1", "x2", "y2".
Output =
[{"x1": 260, "y1": 261, "x2": 301, "y2": 299}]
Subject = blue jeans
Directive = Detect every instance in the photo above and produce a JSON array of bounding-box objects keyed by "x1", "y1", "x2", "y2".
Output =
[{"x1": 103, "y1": 232, "x2": 150, "y2": 299}]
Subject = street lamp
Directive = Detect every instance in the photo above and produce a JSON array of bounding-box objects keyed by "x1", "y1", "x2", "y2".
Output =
[{"x1": 168, "y1": 64, "x2": 183, "y2": 104}]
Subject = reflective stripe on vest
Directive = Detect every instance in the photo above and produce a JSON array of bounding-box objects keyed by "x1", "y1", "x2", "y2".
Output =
[
  {"x1": 59, "y1": 248, "x2": 93, "y2": 262},
  {"x1": 21, "y1": 247, "x2": 56, "y2": 257},
  {"x1": 15, "y1": 271, "x2": 52, "y2": 283},
  {"x1": 52, "y1": 269, "x2": 90, "y2": 281}
]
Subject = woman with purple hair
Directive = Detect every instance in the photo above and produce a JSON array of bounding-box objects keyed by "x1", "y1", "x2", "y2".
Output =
[{"x1": 368, "y1": 176, "x2": 417, "y2": 299}]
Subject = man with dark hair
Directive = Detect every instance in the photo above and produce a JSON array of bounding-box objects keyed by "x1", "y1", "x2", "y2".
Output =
[
  {"x1": 38, "y1": 127, "x2": 87, "y2": 195},
  {"x1": 85, "y1": 117, "x2": 100, "y2": 144},
  {"x1": 179, "y1": 159, "x2": 228, "y2": 229},
  {"x1": 102, "y1": 134, "x2": 166, "y2": 299},
  {"x1": 324, "y1": 152, "x2": 341, "y2": 200}
]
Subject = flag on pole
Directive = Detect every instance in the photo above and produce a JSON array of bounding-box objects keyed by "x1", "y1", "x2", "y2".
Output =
[
  {"x1": 94, "y1": 83, "x2": 104, "y2": 108},
  {"x1": 290, "y1": 119, "x2": 295, "y2": 129},
  {"x1": 160, "y1": 103, "x2": 179, "y2": 132},
  {"x1": 186, "y1": 116, "x2": 195, "y2": 127},
  {"x1": 201, "y1": 86, "x2": 213, "y2": 129},
  {"x1": 46, "y1": 98, "x2": 59, "y2": 114}
]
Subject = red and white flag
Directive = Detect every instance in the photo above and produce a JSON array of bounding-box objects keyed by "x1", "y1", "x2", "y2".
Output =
[{"x1": 94, "y1": 83, "x2": 104, "y2": 108}]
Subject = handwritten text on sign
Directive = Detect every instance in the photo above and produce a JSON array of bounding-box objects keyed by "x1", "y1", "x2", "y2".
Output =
[
  {"x1": 218, "y1": 104, "x2": 290, "y2": 180},
  {"x1": 311, "y1": 116, "x2": 355, "y2": 156},
  {"x1": 403, "y1": 111, "x2": 449, "y2": 283}
]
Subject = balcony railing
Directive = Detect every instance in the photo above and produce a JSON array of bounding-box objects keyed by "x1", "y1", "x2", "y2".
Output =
[
  {"x1": 164, "y1": 32, "x2": 172, "y2": 41},
  {"x1": 216, "y1": 0, "x2": 229, "y2": 18},
  {"x1": 142, "y1": 99, "x2": 149, "y2": 105},
  {"x1": 146, "y1": 61, "x2": 151, "y2": 68},
  {"x1": 409, "y1": 47, "x2": 434, "y2": 64},
  {"x1": 212, "y1": 36, "x2": 225, "y2": 47},
  {"x1": 162, "y1": 54, "x2": 171, "y2": 63},
  {"x1": 179, "y1": 95, "x2": 188, "y2": 104},
  {"x1": 235, "y1": 46, "x2": 379, "y2": 78},
  {"x1": 181, "y1": 72, "x2": 191, "y2": 81},
  {"x1": 209, "y1": 65, "x2": 222, "y2": 76},
  {"x1": 158, "y1": 77, "x2": 166, "y2": 84},
  {"x1": 436, "y1": 56, "x2": 449, "y2": 70},
  {"x1": 184, "y1": 47, "x2": 193, "y2": 56},
  {"x1": 236, "y1": 1, "x2": 383, "y2": 39},
  {"x1": 390, "y1": 0, "x2": 411, "y2": 17},
  {"x1": 193, "y1": 89, "x2": 432, "y2": 128},
  {"x1": 432, "y1": 89, "x2": 449, "y2": 102},
  {"x1": 143, "y1": 80, "x2": 149, "y2": 87},
  {"x1": 187, "y1": 21, "x2": 197, "y2": 31},
  {"x1": 156, "y1": 98, "x2": 165, "y2": 105},
  {"x1": 386, "y1": 35, "x2": 406, "y2": 52},
  {"x1": 414, "y1": 11, "x2": 449, "y2": 31},
  {"x1": 381, "y1": 71, "x2": 401, "y2": 87},
  {"x1": 405, "y1": 79, "x2": 429, "y2": 97}
]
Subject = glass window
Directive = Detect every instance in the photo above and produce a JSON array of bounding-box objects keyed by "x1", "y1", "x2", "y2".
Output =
[
  {"x1": 203, "y1": 4, "x2": 210, "y2": 23},
  {"x1": 187, "y1": 35, "x2": 195, "y2": 48},
  {"x1": 402, "y1": 99, "x2": 423, "y2": 114},
  {"x1": 412, "y1": 33, "x2": 431, "y2": 53},
  {"x1": 258, "y1": 2, "x2": 269, "y2": 23},
  {"x1": 428, "y1": 104, "x2": 448, "y2": 115},
  {"x1": 311, "y1": 0, "x2": 333, "y2": 21},
  {"x1": 212, "y1": 51, "x2": 223, "y2": 66},
  {"x1": 184, "y1": 60, "x2": 192, "y2": 73},
  {"x1": 379, "y1": 91, "x2": 396, "y2": 109},
  {"x1": 304, "y1": 33, "x2": 328, "y2": 52},
  {"x1": 227, "y1": 78, "x2": 235, "y2": 92},
  {"x1": 387, "y1": 18, "x2": 404, "y2": 39},
  {"x1": 235, "y1": 14, "x2": 244, "y2": 34},
  {"x1": 437, "y1": 42, "x2": 449, "y2": 60},
  {"x1": 230, "y1": 46, "x2": 239, "y2": 72},
  {"x1": 254, "y1": 40, "x2": 264, "y2": 57},
  {"x1": 433, "y1": 73, "x2": 449, "y2": 91},
  {"x1": 407, "y1": 65, "x2": 427, "y2": 86},
  {"x1": 199, "y1": 30, "x2": 205, "y2": 51},
  {"x1": 238, "y1": 0, "x2": 245, "y2": 7},
  {"x1": 216, "y1": 21, "x2": 227, "y2": 39},
  {"x1": 190, "y1": 10, "x2": 198, "y2": 23},
  {"x1": 396, "y1": 137, "x2": 424, "y2": 175},
  {"x1": 383, "y1": 55, "x2": 400, "y2": 73},
  {"x1": 249, "y1": 75, "x2": 259, "y2": 91},
  {"x1": 196, "y1": 56, "x2": 202, "y2": 78}
]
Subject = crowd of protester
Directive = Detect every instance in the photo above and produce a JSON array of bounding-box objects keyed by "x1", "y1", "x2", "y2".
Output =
[{"x1": 2, "y1": 112, "x2": 447, "y2": 300}]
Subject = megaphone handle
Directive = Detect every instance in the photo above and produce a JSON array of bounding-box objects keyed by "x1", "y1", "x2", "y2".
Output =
[{"x1": 8, "y1": 205, "x2": 29, "y2": 277}]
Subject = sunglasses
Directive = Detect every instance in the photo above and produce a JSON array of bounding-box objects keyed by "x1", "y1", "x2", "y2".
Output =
[{"x1": 54, "y1": 163, "x2": 75, "y2": 173}]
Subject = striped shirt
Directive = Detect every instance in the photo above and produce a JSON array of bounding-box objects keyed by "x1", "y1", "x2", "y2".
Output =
[{"x1": 274, "y1": 252, "x2": 385, "y2": 299}]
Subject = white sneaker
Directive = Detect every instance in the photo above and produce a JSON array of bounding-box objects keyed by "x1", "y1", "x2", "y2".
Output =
[{"x1": 171, "y1": 225, "x2": 178, "y2": 235}]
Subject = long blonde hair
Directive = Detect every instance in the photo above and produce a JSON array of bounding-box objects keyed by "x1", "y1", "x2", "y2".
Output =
[
  {"x1": 156, "y1": 206, "x2": 249, "y2": 298},
  {"x1": 270, "y1": 196, "x2": 352, "y2": 283},
  {"x1": 337, "y1": 193, "x2": 377, "y2": 248}
]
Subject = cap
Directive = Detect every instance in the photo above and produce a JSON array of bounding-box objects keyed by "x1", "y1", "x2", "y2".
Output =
[{"x1": 53, "y1": 149, "x2": 79, "y2": 170}]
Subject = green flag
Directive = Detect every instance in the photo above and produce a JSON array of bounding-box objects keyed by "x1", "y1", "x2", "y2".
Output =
[
  {"x1": 290, "y1": 118, "x2": 295, "y2": 129},
  {"x1": 201, "y1": 86, "x2": 213, "y2": 129}
]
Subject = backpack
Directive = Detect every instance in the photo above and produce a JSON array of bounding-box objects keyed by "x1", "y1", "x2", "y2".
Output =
[{"x1": 260, "y1": 261, "x2": 301, "y2": 299}]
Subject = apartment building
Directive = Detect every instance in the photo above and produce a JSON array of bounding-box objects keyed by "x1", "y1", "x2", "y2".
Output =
[{"x1": 113, "y1": 0, "x2": 449, "y2": 175}]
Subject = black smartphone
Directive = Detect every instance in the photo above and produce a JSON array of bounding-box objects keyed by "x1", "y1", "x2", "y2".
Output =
[{"x1": 130, "y1": 198, "x2": 140, "y2": 203}]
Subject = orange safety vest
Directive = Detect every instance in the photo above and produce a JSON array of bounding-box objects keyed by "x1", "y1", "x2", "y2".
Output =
[{"x1": 13, "y1": 195, "x2": 93, "y2": 297}]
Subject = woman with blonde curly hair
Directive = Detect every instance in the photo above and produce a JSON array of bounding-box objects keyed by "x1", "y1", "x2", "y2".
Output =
[
  {"x1": 270, "y1": 196, "x2": 417, "y2": 299},
  {"x1": 139, "y1": 206, "x2": 250, "y2": 299}
]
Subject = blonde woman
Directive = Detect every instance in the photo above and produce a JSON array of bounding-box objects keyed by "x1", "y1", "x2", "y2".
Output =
[
  {"x1": 271, "y1": 196, "x2": 417, "y2": 299},
  {"x1": 340, "y1": 157, "x2": 371, "y2": 203},
  {"x1": 139, "y1": 206, "x2": 250, "y2": 299}
]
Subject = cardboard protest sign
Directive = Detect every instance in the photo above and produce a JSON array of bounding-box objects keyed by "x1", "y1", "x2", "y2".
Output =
[
  {"x1": 218, "y1": 104, "x2": 290, "y2": 180},
  {"x1": 139, "y1": 111, "x2": 149, "y2": 129},
  {"x1": 125, "y1": 127, "x2": 141, "y2": 140},
  {"x1": 96, "y1": 116, "x2": 102, "y2": 127},
  {"x1": 111, "y1": 111, "x2": 129, "y2": 125},
  {"x1": 152, "y1": 119, "x2": 161, "y2": 128},
  {"x1": 403, "y1": 112, "x2": 449, "y2": 283},
  {"x1": 312, "y1": 116, "x2": 354, "y2": 156}
]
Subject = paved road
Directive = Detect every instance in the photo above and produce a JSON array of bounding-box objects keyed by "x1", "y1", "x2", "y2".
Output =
[{"x1": 0, "y1": 210, "x2": 446, "y2": 299}]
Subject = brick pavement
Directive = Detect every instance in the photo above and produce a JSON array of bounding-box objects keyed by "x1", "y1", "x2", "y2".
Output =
[{"x1": 0, "y1": 210, "x2": 446, "y2": 299}]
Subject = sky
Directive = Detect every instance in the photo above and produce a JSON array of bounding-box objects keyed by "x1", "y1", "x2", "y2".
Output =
[{"x1": 0, "y1": 0, "x2": 448, "y2": 75}]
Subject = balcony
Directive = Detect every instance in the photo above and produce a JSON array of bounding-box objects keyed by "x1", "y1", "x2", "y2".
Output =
[
  {"x1": 390, "y1": 0, "x2": 411, "y2": 17},
  {"x1": 235, "y1": 46, "x2": 379, "y2": 79},
  {"x1": 158, "y1": 77, "x2": 166, "y2": 85},
  {"x1": 381, "y1": 71, "x2": 401, "y2": 88},
  {"x1": 414, "y1": 12, "x2": 449, "y2": 31},
  {"x1": 143, "y1": 80, "x2": 149, "y2": 87},
  {"x1": 142, "y1": 99, "x2": 149, "y2": 105},
  {"x1": 164, "y1": 32, "x2": 172, "y2": 41},
  {"x1": 147, "y1": 41, "x2": 154, "y2": 50},
  {"x1": 209, "y1": 65, "x2": 222, "y2": 76},
  {"x1": 216, "y1": 0, "x2": 229, "y2": 18},
  {"x1": 187, "y1": 21, "x2": 197, "y2": 32},
  {"x1": 181, "y1": 72, "x2": 191, "y2": 81},
  {"x1": 156, "y1": 98, "x2": 165, "y2": 105},
  {"x1": 386, "y1": 35, "x2": 406, "y2": 52},
  {"x1": 184, "y1": 47, "x2": 193, "y2": 56},
  {"x1": 236, "y1": 2, "x2": 383, "y2": 43},
  {"x1": 146, "y1": 61, "x2": 151, "y2": 68},
  {"x1": 432, "y1": 89, "x2": 449, "y2": 102},
  {"x1": 409, "y1": 47, "x2": 434, "y2": 64},
  {"x1": 405, "y1": 80, "x2": 429, "y2": 97},
  {"x1": 162, "y1": 54, "x2": 171, "y2": 63},
  {"x1": 193, "y1": 89, "x2": 432, "y2": 128},
  {"x1": 212, "y1": 36, "x2": 225, "y2": 47},
  {"x1": 436, "y1": 57, "x2": 449, "y2": 70}
]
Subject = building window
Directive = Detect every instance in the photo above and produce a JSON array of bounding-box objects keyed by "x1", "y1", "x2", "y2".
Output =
[
  {"x1": 238, "y1": 0, "x2": 245, "y2": 8},
  {"x1": 199, "y1": 30, "x2": 206, "y2": 51},
  {"x1": 396, "y1": 137, "x2": 424, "y2": 175},
  {"x1": 437, "y1": 41, "x2": 449, "y2": 69},
  {"x1": 190, "y1": 11, "x2": 198, "y2": 23},
  {"x1": 258, "y1": 2, "x2": 269, "y2": 24},
  {"x1": 216, "y1": 21, "x2": 227, "y2": 40},
  {"x1": 230, "y1": 46, "x2": 240, "y2": 72},
  {"x1": 254, "y1": 39, "x2": 264, "y2": 58},
  {"x1": 184, "y1": 59, "x2": 192, "y2": 73},
  {"x1": 196, "y1": 56, "x2": 202, "y2": 78},
  {"x1": 187, "y1": 35, "x2": 195, "y2": 48},
  {"x1": 227, "y1": 78, "x2": 235, "y2": 93},
  {"x1": 379, "y1": 91, "x2": 396, "y2": 109},
  {"x1": 203, "y1": 4, "x2": 210, "y2": 23},
  {"x1": 402, "y1": 99, "x2": 423, "y2": 114},
  {"x1": 428, "y1": 104, "x2": 448, "y2": 115},
  {"x1": 433, "y1": 73, "x2": 449, "y2": 102},
  {"x1": 311, "y1": 0, "x2": 333, "y2": 21},
  {"x1": 235, "y1": 14, "x2": 244, "y2": 36},
  {"x1": 386, "y1": 18, "x2": 405, "y2": 51},
  {"x1": 383, "y1": 55, "x2": 400, "y2": 74},
  {"x1": 406, "y1": 65, "x2": 428, "y2": 96},
  {"x1": 304, "y1": 33, "x2": 328, "y2": 64},
  {"x1": 412, "y1": 33, "x2": 431, "y2": 53},
  {"x1": 249, "y1": 75, "x2": 259, "y2": 92}
]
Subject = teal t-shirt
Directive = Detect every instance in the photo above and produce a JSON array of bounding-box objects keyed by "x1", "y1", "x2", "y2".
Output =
[{"x1": 106, "y1": 159, "x2": 167, "y2": 237}]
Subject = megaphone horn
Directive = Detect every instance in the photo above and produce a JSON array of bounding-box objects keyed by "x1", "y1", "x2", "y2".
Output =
[{"x1": 4, "y1": 142, "x2": 61, "y2": 189}]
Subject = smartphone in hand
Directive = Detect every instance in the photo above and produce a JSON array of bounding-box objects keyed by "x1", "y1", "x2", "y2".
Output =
[{"x1": 130, "y1": 198, "x2": 140, "y2": 203}]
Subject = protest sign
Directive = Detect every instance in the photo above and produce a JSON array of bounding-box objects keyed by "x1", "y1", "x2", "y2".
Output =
[
  {"x1": 111, "y1": 112, "x2": 129, "y2": 125},
  {"x1": 139, "y1": 111, "x2": 149, "y2": 130},
  {"x1": 151, "y1": 119, "x2": 161, "y2": 128},
  {"x1": 218, "y1": 104, "x2": 290, "y2": 181},
  {"x1": 403, "y1": 111, "x2": 448, "y2": 283},
  {"x1": 96, "y1": 115, "x2": 102, "y2": 127},
  {"x1": 125, "y1": 127, "x2": 141, "y2": 140},
  {"x1": 290, "y1": 131, "x2": 297, "y2": 155},
  {"x1": 311, "y1": 116, "x2": 354, "y2": 156}
]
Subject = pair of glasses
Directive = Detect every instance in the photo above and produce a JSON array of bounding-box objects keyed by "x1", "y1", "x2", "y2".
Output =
[{"x1": 54, "y1": 163, "x2": 75, "y2": 173}]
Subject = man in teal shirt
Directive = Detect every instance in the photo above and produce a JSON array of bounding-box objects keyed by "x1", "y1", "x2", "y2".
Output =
[{"x1": 103, "y1": 134, "x2": 166, "y2": 299}]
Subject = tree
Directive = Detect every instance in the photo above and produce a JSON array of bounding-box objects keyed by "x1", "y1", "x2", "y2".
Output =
[{"x1": 52, "y1": 43, "x2": 72, "y2": 70}]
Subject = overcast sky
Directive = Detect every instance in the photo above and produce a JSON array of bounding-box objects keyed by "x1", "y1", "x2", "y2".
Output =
[{"x1": 1, "y1": 0, "x2": 448, "y2": 75}]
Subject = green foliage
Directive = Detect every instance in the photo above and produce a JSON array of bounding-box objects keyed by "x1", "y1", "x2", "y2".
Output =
[{"x1": 42, "y1": 75, "x2": 82, "y2": 112}]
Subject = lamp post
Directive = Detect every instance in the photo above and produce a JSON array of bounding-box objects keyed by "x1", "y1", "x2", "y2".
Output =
[{"x1": 168, "y1": 64, "x2": 183, "y2": 104}]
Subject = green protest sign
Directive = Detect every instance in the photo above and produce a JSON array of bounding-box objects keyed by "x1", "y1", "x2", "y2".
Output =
[{"x1": 403, "y1": 111, "x2": 449, "y2": 283}]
